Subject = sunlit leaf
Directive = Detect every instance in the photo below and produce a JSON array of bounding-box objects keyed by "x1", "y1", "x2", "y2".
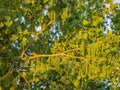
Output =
[
  {"x1": 83, "y1": 20, "x2": 89, "y2": 25},
  {"x1": 23, "y1": 29, "x2": 29, "y2": 35},
  {"x1": 21, "y1": 37, "x2": 27, "y2": 47},
  {"x1": 10, "y1": 34, "x2": 18, "y2": 41}
]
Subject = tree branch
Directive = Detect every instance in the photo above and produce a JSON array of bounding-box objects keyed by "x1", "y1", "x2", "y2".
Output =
[
  {"x1": 23, "y1": 52, "x2": 85, "y2": 61},
  {"x1": 20, "y1": 21, "x2": 53, "y2": 60},
  {"x1": 0, "y1": 63, "x2": 14, "y2": 82}
]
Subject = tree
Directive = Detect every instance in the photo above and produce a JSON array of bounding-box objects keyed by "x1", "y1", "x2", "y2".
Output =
[
  {"x1": 112, "y1": 3, "x2": 120, "y2": 35},
  {"x1": 0, "y1": 0, "x2": 120, "y2": 89}
]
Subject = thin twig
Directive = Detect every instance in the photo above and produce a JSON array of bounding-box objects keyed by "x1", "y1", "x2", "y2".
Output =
[
  {"x1": 0, "y1": 63, "x2": 14, "y2": 81},
  {"x1": 63, "y1": 54, "x2": 85, "y2": 60},
  {"x1": 19, "y1": 73, "x2": 28, "y2": 83},
  {"x1": 64, "y1": 48, "x2": 82, "y2": 53}
]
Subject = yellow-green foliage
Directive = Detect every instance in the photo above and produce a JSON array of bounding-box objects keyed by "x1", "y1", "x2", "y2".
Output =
[{"x1": 0, "y1": 0, "x2": 120, "y2": 90}]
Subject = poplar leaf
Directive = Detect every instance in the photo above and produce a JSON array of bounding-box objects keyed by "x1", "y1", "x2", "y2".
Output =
[
  {"x1": 0, "y1": 22, "x2": 4, "y2": 28},
  {"x1": 10, "y1": 35, "x2": 18, "y2": 41},
  {"x1": 23, "y1": 29, "x2": 29, "y2": 35},
  {"x1": 107, "y1": 30, "x2": 112, "y2": 39},
  {"x1": 83, "y1": 20, "x2": 89, "y2": 25},
  {"x1": 21, "y1": 37, "x2": 27, "y2": 46},
  {"x1": 5, "y1": 16, "x2": 11, "y2": 21}
]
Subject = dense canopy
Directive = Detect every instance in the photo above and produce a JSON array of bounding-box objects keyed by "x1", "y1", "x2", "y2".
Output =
[{"x1": 0, "y1": 0, "x2": 120, "y2": 90}]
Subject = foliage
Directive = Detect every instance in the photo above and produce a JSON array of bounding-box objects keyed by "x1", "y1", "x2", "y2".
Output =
[
  {"x1": 112, "y1": 4, "x2": 120, "y2": 35},
  {"x1": 0, "y1": 0, "x2": 120, "y2": 90}
]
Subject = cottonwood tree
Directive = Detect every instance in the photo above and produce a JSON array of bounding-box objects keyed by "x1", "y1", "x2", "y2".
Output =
[{"x1": 0, "y1": 0, "x2": 120, "y2": 89}]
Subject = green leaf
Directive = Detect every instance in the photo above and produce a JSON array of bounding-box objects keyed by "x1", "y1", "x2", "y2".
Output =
[
  {"x1": 83, "y1": 20, "x2": 89, "y2": 25},
  {"x1": 5, "y1": 16, "x2": 11, "y2": 21},
  {"x1": 43, "y1": 0, "x2": 49, "y2": 4},
  {"x1": 10, "y1": 34, "x2": 18, "y2": 41},
  {"x1": 17, "y1": 26, "x2": 22, "y2": 31},
  {"x1": 23, "y1": 29, "x2": 29, "y2": 35},
  {"x1": 0, "y1": 22, "x2": 4, "y2": 28},
  {"x1": 21, "y1": 37, "x2": 27, "y2": 47}
]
